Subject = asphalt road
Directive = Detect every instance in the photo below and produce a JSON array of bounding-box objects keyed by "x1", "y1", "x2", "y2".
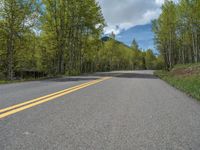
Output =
[{"x1": 0, "y1": 70, "x2": 200, "y2": 150}]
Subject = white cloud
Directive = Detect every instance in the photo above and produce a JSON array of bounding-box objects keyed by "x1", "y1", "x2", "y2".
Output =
[
  {"x1": 141, "y1": 9, "x2": 161, "y2": 23},
  {"x1": 104, "y1": 25, "x2": 120, "y2": 35},
  {"x1": 104, "y1": 23, "x2": 133, "y2": 35},
  {"x1": 97, "y1": 0, "x2": 176, "y2": 34},
  {"x1": 155, "y1": 0, "x2": 165, "y2": 6}
]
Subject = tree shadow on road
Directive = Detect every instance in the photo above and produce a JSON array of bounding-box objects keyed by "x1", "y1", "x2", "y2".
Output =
[
  {"x1": 42, "y1": 71, "x2": 157, "y2": 82},
  {"x1": 94, "y1": 72, "x2": 158, "y2": 79},
  {"x1": 42, "y1": 77, "x2": 100, "y2": 82}
]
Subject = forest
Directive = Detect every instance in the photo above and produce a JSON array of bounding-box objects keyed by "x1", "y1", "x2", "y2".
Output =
[
  {"x1": 0, "y1": 0, "x2": 162, "y2": 80},
  {"x1": 152, "y1": 0, "x2": 200, "y2": 69}
]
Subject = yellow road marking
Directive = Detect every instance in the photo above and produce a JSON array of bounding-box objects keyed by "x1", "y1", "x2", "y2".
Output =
[
  {"x1": 0, "y1": 79, "x2": 99, "y2": 113},
  {"x1": 0, "y1": 77, "x2": 111, "y2": 119}
]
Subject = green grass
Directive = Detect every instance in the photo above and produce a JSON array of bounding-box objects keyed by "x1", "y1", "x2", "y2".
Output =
[
  {"x1": 0, "y1": 79, "x2": 36, "y2": 84},
  {"x1": 0, "y1": 77, "x2": 51, "y2": 85},
  {"x1": 0, "y1": 80, "x2": 10, "y2": 84},
  {"x1": 0, "y1": 73, "x2": 81, "y2": 85},
  {"x1": 173, "y1": 63, "x2": 200, "y2": 69},
  {"x1": 154, "y1": 69, "x2": 200, "y2": 101}
]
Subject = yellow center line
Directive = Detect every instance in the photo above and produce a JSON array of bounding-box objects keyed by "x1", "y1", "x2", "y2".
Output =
[
  {"x1": 0, "y1": 79, "x2": 99, "y2": 114},
  {"x1": 0, "y1": 77, "x2": 112, "y2": 119}
]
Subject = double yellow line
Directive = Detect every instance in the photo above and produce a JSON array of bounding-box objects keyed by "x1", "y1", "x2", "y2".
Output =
[{"x1": 0, "y1": 77, "x2": 111, "y2": 119}]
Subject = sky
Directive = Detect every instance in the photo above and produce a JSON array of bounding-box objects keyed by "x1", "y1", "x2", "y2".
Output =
[{"x1": 97, "y1": 0, "x2": 168, "y2": 34}]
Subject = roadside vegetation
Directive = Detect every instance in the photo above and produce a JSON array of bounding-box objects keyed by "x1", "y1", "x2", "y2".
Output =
[
  {"x1": 152, "y1": 0, "x2": 200, "y2": 69},
  {"x1": 1, "y1": 0, "x2": 199, "y2": 89},
  {"x1": 0, "y1": 0, "x2": 161, "y2": 82},
  {"x1": 155, "y1": 64, "x2": 200, "y2": 100},
  {"x1": 153, "y1": 0, "x2": 200, "y2": 100}
]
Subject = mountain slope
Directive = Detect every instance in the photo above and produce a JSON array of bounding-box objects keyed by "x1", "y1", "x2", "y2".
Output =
[{"x1": 116, "y1": 24, "x2": 155, "y2": 51}]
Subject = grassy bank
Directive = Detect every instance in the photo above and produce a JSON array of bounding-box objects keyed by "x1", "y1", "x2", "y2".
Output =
[
  {"x1": 0, "y1": 78, "x2": 44, "y2": 85},
  {"x1": 0, "y1": 73, "x2": 88, "y2": 85},
  {"x1": 154, "y1": 64, "x2": 200, "y2": 101},
  {"x1": 0, "y1": 76, "x2": 55, "y2": 85}
]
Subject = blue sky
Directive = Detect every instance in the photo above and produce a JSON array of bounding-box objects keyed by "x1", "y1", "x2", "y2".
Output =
[
  {"x1": 97, "y1": 0, "x2": 177, "y2": 35},
  {"x1": 97, "y1": 0, "x2": 178, "y2": 51}
]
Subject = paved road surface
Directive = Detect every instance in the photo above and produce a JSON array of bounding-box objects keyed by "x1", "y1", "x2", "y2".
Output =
[{"x1": 0, "y1": 71, "x2": 200, "y2": 150}]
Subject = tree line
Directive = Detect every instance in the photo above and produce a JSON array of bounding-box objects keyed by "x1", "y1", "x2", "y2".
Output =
[
  {"x1": 0, "y1": 0, "x2": 161, "y2": 80},
  {"x1": 99, "y1": 37, "x2": 164, "y2": 71},
  {"x1": 152, "y1": 0, "x2": 200, "y2": 69},
  {"x1": 0, "y1": 0, "x2": 105, "y2": 80}
]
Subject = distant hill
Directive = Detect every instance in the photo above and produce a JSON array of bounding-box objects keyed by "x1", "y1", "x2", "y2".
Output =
[
  {"x1": 101, "y1": 36, "x2": 131, "y2": 49},
  {"x1": 116, "y1": 24, "x2": 155, "y2": 51}
]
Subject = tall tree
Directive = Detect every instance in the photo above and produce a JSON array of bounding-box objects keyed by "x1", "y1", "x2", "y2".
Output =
[
  {"x1": 153, "y1": 0, "x2": 200, "y2": 69},
  {"x1": 41, "y1": 0, "x2": 104, "y2": 75},
  {"x1": 0, "y1": 0, "x2": 39, "y2": 79},
  {"x1": 131, "y1": 39, "x2": 139, "y2": 50},
  {"x1": 153, "y1": 0, "x2": 177, "y2": 69}
]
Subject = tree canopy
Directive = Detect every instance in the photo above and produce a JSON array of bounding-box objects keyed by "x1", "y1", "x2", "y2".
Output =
[
  {"x1": 152, "y1": 0, "x2": 200, "y2": 69},
  {"x1": 0, "y1": 0, "x2": 163, "y2": 80}
]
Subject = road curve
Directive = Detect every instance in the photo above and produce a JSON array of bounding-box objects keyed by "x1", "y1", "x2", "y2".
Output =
[{"x1": 0, "y1": 70, "x2": 200, "y2": 150}]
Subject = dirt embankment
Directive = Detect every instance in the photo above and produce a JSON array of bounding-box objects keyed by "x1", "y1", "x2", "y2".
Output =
[{"x1": 171, "y1": 64, "x2": 200, "y2": 76}]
